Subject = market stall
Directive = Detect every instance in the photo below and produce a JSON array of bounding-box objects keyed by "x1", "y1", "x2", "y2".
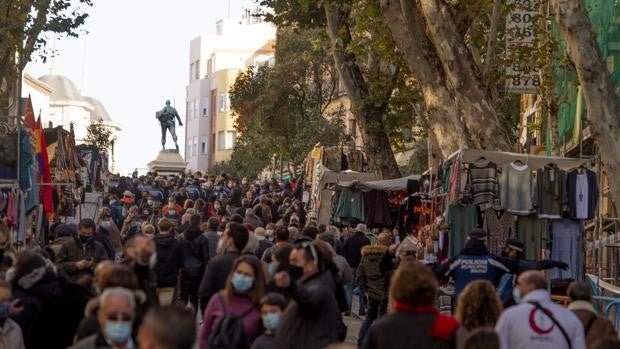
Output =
[{"x1": 434, "y1": 149, "x2": 594, "y2": 284}]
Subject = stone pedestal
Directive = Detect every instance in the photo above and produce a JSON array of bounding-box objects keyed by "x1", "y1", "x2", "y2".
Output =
[{"x1": 147, "y1": 149, "x2": 187, "y2": 175}]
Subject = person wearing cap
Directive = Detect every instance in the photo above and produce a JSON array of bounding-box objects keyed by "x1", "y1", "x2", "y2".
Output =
[{"x1": 434, "y1": 228, "x2": 568, "y2": 297}]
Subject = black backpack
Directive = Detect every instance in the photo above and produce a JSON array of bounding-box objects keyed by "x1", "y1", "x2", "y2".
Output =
[
  {"x1": 182, "y1": 237, "x2": 204, "y2": 278},
  {"x1": 207, "y1": 293, "x2": 254, "y2": 349}
]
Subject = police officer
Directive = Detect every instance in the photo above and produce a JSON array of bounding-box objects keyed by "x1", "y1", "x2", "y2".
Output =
[{"x1": 434, "y1": 228, "x2": 567, "y2": 297}]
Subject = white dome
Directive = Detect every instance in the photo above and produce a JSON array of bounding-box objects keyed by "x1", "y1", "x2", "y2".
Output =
[
  {"x1": 82, "y1": 96, "x2": 112, "y2": 122},
  {"x1": 39, "y1": 74, "x2": 83, "y2": 105}
]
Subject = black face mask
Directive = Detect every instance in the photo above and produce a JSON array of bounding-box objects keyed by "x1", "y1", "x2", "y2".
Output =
[
  {"x1": 79, "y1": 235, "x2": 91, "y2": 245},
  {"x1": 288, "y1": 265, "x2": 304, "y2": 281}
]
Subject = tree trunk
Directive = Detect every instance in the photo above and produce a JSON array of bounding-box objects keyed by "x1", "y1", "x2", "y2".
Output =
[
  {"x1": 416, "y1": 0, "x2": 512, "y2": 151},
  {"x1": 380, "y1": 0, "x2": 469, "y2": 158},
  {"x1": 324, "y1": 3, "x2": 401, "y2": 179},
  {"x1": 551, "y1": 0, "x2": 620, "y2": 212}
]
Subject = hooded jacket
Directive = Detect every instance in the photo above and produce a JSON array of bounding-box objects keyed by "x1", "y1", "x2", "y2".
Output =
[
  {"x1": 153, "y1": 233, "x2": 183, "y2": 287},
  {"x1": 357, "y1": 245, "x2": 388, "y2": 301}
]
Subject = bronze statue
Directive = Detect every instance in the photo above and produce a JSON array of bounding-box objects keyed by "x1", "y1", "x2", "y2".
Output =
[{"x1": 156, "y1": 100, "x2": 183, "y2": 151}]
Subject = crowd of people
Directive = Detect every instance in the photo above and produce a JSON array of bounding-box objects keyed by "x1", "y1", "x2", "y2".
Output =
[{"x1": 0, "y1": 172, "x2": 618, "y2": 349}]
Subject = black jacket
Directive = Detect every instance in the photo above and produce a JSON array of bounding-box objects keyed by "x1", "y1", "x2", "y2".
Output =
[
  {"x1": 153, "y1": 233, "x2": 183, "y2": 287},
  {"x1": 343, "y1": 232, "x2": 371, "y2": 268},
  {"x1": 179, "y1": 227, "x2": 210, "y2": 281},
  {"x1": 198, "y1": 251, "x2": 243, "y2": 312},
  {"x1": 362, "y1": 311, "x2": 457, "y2": 349},
  {"x1": 273, "y1": 271, "x2": 340, "y2": 349},
  {"x1": 13, "y1": 270, "x2": 90, "y2": 349},
  {"x1": 255, "y1": 239, "x2": 273, "y2": 260}
]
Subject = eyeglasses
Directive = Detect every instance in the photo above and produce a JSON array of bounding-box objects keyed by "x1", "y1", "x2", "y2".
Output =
[
  {"x1": 295, "y1": 240, "x2": 318, "y2": 262},
  {"x1": 106, "y1": 313, "x2": 133, "y2": 322}
]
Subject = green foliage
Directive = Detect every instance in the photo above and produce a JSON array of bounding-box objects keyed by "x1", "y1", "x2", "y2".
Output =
[
  {"x1": 0, "y1": 0, "x2": 93, "y2": 108},
  {"x1": 85, "y1": 119, "x2": 116, "y2": 152},
  {"x1": 229, "y1": 27, "x2": 348, "y2": 175}
]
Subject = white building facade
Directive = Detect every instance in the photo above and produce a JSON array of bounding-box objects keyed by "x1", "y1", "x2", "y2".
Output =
[{"x1": 185, "y1": 11, "x2": 276, "y2": 172}]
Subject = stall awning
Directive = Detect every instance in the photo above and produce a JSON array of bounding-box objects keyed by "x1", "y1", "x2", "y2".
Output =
[
  {"x1": 337, "y1": 174, "x2": 421, "y2": 192},
  {"x1": 445, "y1": 149, "x2": 590, "y2": 170}
]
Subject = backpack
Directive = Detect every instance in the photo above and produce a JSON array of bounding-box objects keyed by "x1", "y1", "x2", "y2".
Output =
[
  {"x1": 182, "y1": 238, "x2": 204, "y2": 277},
  {"x1": 207, "y1": 293, "x2": 254, "y2": 349}
]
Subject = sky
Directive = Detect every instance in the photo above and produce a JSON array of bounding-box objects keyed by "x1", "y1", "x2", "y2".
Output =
[{"x1": 26, "y1": 0, "x2": 248, "y2": 175}]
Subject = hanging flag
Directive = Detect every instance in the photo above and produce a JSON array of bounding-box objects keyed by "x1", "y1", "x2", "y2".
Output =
[
  {"x1": 36, "y1": 116, "x2": 54, "y2": 217},
  {"x1": 23, "y1": 95, "x2": 36, "y2": 130}
]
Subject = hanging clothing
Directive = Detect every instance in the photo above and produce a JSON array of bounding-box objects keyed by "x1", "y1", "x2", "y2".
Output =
[
  {"x1": 334, "y1": 188, "x2": 365, "y2": 223},
  {"x1": 467, "y1": 159, "x2": 499, "y2": 206},
  {"x1": 500, "y1": 162, "x2": 533, "y2": 215},
  {"x1": 437, "y1": 230, "x2": 449, "y2": 263},
  {"x1": 566, "y1": 169, "x2": 598, "y2": 220},
  {"x1": 365, "y1": 191, "x2": 391, "y2": 227},
  {"x1": 549, "y1": 219, "x2": 582, "y2": 281},
  {"x1": 447, "y1": 205, "x2": 478, "y2": 258},
  {"x1": 533, "y1": 163, "x2": 567, "y2": 219},
  {"x1": 516, "y1": 215, "x2": 550, "y2": 260},
  {"x1": 448, "y1": 160, "x2": 463, "y2": 205},
  {"x1": 483, "y1": 208, "x2": 516, "y2": 255}
]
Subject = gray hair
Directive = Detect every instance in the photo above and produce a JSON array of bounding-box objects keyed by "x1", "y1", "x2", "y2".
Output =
[{"x1": 100, "y1": 287, "x2": 135, "y2": 310}]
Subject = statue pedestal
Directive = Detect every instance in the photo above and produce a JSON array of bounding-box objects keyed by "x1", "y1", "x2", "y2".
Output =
[{"x1": 147, "y1": 149, "x2": 187, "y2": 175}]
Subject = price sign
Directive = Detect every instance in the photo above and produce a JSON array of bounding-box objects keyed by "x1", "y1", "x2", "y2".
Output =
[{"x1": 506, "y1": 0, "x2": 541, "y2": 94}]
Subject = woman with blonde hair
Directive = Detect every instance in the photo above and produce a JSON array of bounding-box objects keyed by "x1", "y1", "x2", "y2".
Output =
[{"x1": 455, "y1": 280, "x2": 503, "y2": 349}]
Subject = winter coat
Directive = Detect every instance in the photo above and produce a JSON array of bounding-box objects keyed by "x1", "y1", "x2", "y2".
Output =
[
  {"x1": 569, "y1": 301, "x2": 617, "y2": 348},
  {"x1": 203, "y1": 229, "x2": 220, "y2": 259},
  {"x1": 179, "y1": 227, "x2": 210, "y2": 283},
  {"x1": 362, "y1": 307, "x2": 458, "y2": 349},
  {"x1": 198, "y1": 251, "x2": 243, "y2": 312},
  {"x1": 199, "y1": 293, "x2": 262, "y2": 349},
  {"x1": 0, "y1": 319, "x2": 25, "y2": 349},
  {"x1": 244, "y1": 214, "x2": 264, "y2": 229},
  {"x1": 357, "y1": 245, "x2": 387, "y2": 301},
  {"x1": 12, "y1": 270, "x2": 91, "y2": 349},
  {"x1": 273, "y1": 271, "x2": 340, "y2": 349},
  {"x1": 343, "y1": 232, "x2": 371, "y2": 268},
  {"x1": 153, "y1": 233, "x2": 184, "y2": 287},
  {"x1": 255, "y1": 238, "x2": 273, "y2": 260},
  {"x1": 56, "y1": 236, "x2": 109, "y2": 279}
]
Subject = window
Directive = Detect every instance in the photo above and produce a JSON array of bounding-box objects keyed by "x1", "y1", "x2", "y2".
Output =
[
  {"x1": 186, "y1": 101, "x2": 191, "y2": 119},
  {"x1": 219, "y1": 93, "x2": 226, "y2": 112},
  {"x1": 193, "y1": 99, "x2": 199, "y2": 119},
  {"x1": 218, "y1": 131, "x2": 225, "y2": 150},
  {"x1": 194, "y1": 60, "x2": 200, "y2": 80},
  {"x1": 201, "y1": 136, "x2": 208, "y2": 154},
  {"x1": 226, "y1": 131, "x2": 236, "y2": 149},
  {"x1": 190, "y1": 63, "x2": 195, "y2": 81}
]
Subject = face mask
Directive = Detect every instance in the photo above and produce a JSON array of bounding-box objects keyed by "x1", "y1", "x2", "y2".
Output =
[
  {"x1": 147, "y1": 200, "x2": 154, "y2": 206},
  {"x1": 100, "y1": 221, "x2": 112, "y2": 229},
  {"x1": 268, "y1": 263, "x2": 277, "y2": 276},
  {"x1": 512, "y1": 287, "x2": 522, "y2": 304},
  {"x1": 79, "y1": 235, "x2": 91, "y2": 244},
  {"x1": 0, "y1": 301, "x2": 11, "y2": 319},
  {"x1": 168, "y1": 210, "x2": 176, "y2": 216},
  {"x1": 262, "y1": 313, "x2": 280, "y2": 332},
  {"x1": 288, "y1": 265, "x2": 304, "y2": 281},
  {"x1": 103, "y1": 321, "x2": 132, "y2": 344},
  {"x1": 231, "y1": 272, "x2": 254, "y2": 293}
]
